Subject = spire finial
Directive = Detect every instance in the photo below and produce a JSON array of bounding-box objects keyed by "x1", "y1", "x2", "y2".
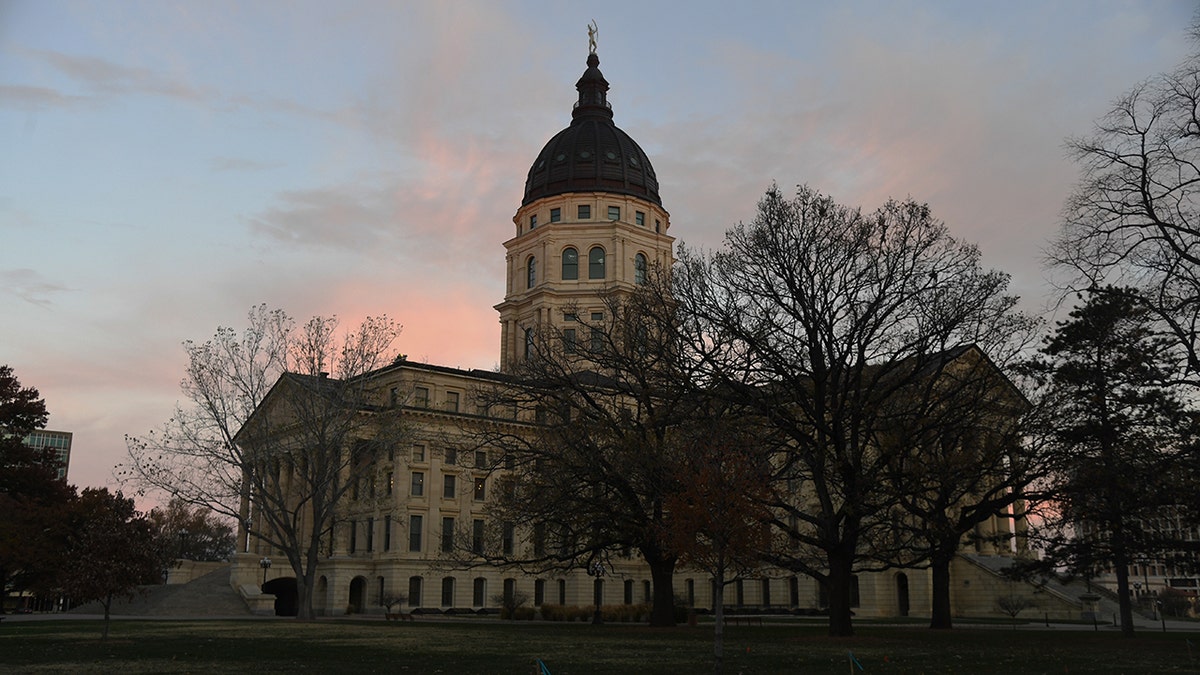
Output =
[{"x1": 588, "y1": 20, "x2": 598, "y2": 54}]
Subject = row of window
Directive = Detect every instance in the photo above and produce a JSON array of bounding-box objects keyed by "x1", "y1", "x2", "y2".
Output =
[
  {"x1": 408, "y1": 471, "x2": 486, "y2": 501},
  {"x1": 401, "y1": 576, "x2": 570, "y2": 609},
  {"x1": 526, "y1": 248, "x2": 648, "y2": 288},
  {"x1": 394, "y1": 386, "x2": 460, "y2": 412},
  {"x1": 345, "y1": 515, "x2": 496, "y2": 555},
  {"x1": 378, "y1": 574, "x2": 833, "y2": 610},
  {"x1": 527, "y1": 205, "x2": 659, "y2": 233}
]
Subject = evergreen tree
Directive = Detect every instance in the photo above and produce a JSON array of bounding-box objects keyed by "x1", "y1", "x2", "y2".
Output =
[{"x1": 1031, "y1": 287, "x2": 1199, "y2": 637}]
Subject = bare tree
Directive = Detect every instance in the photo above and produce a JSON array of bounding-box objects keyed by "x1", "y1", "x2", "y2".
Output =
[
  {"x1": 996, "y1": 592, "x2": 1035, "y2": 629},
  {"x1": 122, "y1": 305, "x2": 404, "y2": 619},
  {"x1": 1052, "y1": 36, "x2": 1200, "y2": 385},
  {"x1": 676, "y1": 185, "x2": 1034, "y2": 636},
  {"x1": 877, "y1": 345, "x2": 1048, "y2": 630},
  {"x1": 461, "y1": 275, "x2": 706, "y2": 626}
]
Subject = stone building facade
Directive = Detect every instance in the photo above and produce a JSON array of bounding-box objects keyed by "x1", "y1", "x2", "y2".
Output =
[{"x1": 231, "y1": 46, "x2": 1064, "y2": 622}]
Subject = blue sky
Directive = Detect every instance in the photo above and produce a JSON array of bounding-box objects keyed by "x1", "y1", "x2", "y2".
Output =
[{"x1": 1, "y1": 0, "x2": 1194, "y2": 497}]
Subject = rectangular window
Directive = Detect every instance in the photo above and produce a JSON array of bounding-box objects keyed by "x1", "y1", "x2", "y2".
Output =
[
  {"x1": 558, "y1": 579, "x2": 566, "y2": 605},
  {"x1": 411, "y1": 471, "x2": 425, "y2": 497},
  {"x1": 591, "y1": 312, "x2": 603, "y2": 321},
  {"x1": 349, "y1": 520, "x2": 357, "y2": 554},
  {"x1": 412, "y1": 445, "x2": 425, "y2": 462},
  {"x1": 414, "y1": 386, "x2": 429, "y2": 407},
  {"x1": 608, "y1": 205, "x2": 620, "y2": 220},
  {"x1": 386, "y1": 472, "x2": 394, "y2": 495},
  {"x1": 472, "y1": 519, "x2": 484, "y2": 554},
  {"x1": 446, "y1": 391, "x2": 460, "y2": 412},
  {"x1": 635, "y1": 210, "x2": 645, "y2": 226},
  {"x1": 533, "y1": 522, "x2": 545, "y2": 557},
  {"x1": 389, "y1": 387, "x2": 398, "y2": 407},
  {"x1": 655, "y1": 219, "x2": 661, "y2": 233},
  {"x1": 529, "y1": 214, "x2": 537, "y2": 229},
  {"x1": 563, "y1": 328, "x2": 576, "y2": 353},
  {"x1": 442, "y1": 577, "x2": 454, "y2": 607},
  {"x1": 577, "y1": 204, "x2": 591, "y2": 219},
  {"x1": 473, "y1": 577, "x2": 486, "y2": 606},
  {"x1": 474, "y1": 477, "x2": 486, "y2": 501},
  {"x1": 443, "y1": 473, "x2": 456, "y2": 499},
  {"x1": 761, "y1": 578, "x2": 771, "y2": 607},
  {"x1": 550, "y1": 207, "x2": 561, "y2": 222},
  {"x1": 503, "y1": 522, "x2": 515, "y2": 556},
  {"x1": 590, "y1": 327, "x2": 603, "y2": 353},
  {"x1": 624, "y1": 579, "x2": 634, "y2": 604},
  {"x1": 535, "y1": 579, "x2": 545, "y2": 606},
  {"x1": 474, "y1": 451, "x2": 488, "y2": 469},
  {"x1": 442, "y1": 516, "x2": 455, "y2": 553},
  {"x1": 384, "y1": 515, "x2": 392, "y2": 551},
  {"x1": 409, "y1": 515, "x2": 423, "y2": 552},
  {"x1": 366, "y1": 517, "x2": 375, "y2": 552},
  {"x1": 445, "y1": 448, "x2": 457, "y2": 465}
]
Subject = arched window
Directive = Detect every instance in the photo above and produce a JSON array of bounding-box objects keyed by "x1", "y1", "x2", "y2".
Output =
[
  {"x1": 562, "y1": 248, "x2": 578, "y2": 280},
  {"x1": 527, "y1": 256, "x2": 537, "y2": 289},
  {"x1": 408, "y1": 576, "x2": 423, "y2": 608},
  {"x1": 634, "y1": 252, "x2": 647, "y2": 285},
  {"x1": 473, "y1": 577, "x2": 487, "y2": 607},
  {"x1": 588, "y1": 246, "x2": 606, "y2": 279}
]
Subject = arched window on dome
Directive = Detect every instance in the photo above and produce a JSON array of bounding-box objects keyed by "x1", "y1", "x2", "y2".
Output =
[
  {"x1": 562, "y1": 248, "x2": 578, "y2": 280},
  {"x1": 527, "y1": 256, "x2": 537, "y2": 289},
  {"x1": 589, "y1": 246, "x2": 606, "y2": 280},
  {"x1": 634, "y1": 253, "x2": 647, "y2": 286}
]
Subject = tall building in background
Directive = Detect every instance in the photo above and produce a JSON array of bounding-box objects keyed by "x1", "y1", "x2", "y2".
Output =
[{"x1": 22, "y1": 429, "x2": 72, "y2": 480}]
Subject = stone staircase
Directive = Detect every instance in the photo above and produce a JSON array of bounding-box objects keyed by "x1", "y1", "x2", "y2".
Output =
[
  {"x1": 69, "y1": 564, "x2": 251, "y2": 617},
  {"x1": 961, "y1": 554, "x2": 1159, "y2": 628}
]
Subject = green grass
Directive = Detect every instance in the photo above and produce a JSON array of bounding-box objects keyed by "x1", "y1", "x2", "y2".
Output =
[{"x1": 2, "y1": 618, "x2": 1198, "y2": 674}]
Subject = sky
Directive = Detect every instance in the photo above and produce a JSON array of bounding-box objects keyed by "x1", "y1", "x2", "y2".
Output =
[{"x1": 1, "y1": 0, "x2": 1195, "y2": 499}]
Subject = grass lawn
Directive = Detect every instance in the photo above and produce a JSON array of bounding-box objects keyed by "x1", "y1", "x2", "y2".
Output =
[{"x1": 2, "y1": 618, "x2": 1199, "y2": 674}]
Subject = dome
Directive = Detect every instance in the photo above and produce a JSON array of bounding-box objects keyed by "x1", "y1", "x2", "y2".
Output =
[{"x1": 522, "y1": 53, "x2": 661, "y2": 207}]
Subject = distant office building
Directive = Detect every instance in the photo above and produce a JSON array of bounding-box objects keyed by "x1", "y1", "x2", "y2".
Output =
[{"x1": 23, "y1": 429, "x2": 72, "y2": 480}]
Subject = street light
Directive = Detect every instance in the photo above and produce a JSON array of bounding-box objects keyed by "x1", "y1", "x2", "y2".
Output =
[
  {"x1": 587, "y1": 559, "x2": 605, "y2": 625},
  {"x1": 259, "y1": 557, "x2": 272, "y2": 586}
]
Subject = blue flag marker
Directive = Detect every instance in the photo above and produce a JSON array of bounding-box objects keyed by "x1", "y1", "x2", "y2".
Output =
[
  {"x1": 849, "y1": 650, "x2": 864, "y2": 671},
  {"x1": 537, "y1": 658, "x2": 552, "y2": 675}
]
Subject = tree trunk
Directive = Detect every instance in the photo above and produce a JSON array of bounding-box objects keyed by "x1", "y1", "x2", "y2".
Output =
[
  {"x1": 825, "y1": 554, "x2": 855, "y2": 637},
  {"x1": 1112, "y1": 549, "x2": 1135, "y2": 637},
  {"x1": 928, "y1": 549, "x2": 954, "y2": 629},
  {"x1": 713, "y1": 567, "x2": 725, "y2": 675},
  {"x1": 647, "y1": 556, "x2": 677, "y2": 627},
  {"x1": 101, "y1": 593, "x2": 112, "y2": 641},
  {"x1": 293, "y1": 532, "x2": 321, "y2": 620},
  {"x1": 0, "y1": 567, "x2": 8, "y2": 614}
]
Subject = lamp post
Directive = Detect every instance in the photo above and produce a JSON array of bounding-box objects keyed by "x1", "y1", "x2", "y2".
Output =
[
  {"x1": 259, "y1": 557, "x2": 272, "y2": 586},
  {"x1": 587, "y1": 559, "x2": 605, "y2": 625}
]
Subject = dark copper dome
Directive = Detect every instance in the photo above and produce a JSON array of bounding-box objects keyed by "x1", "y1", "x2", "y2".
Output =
[{"x1": 522, "y1": 53, "x2": 661, "y2": 207}]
